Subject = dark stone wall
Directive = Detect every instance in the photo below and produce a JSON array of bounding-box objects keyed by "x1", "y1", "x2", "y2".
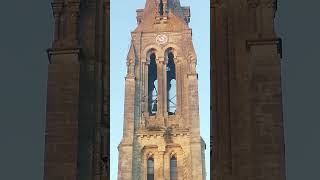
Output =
[
  {"x1": 211, "y1": 1, "x2": 286, "y2": 180},
  {"x1": 43, "y1": 0, "x2": 110, "y2": 179},
  {"x1": 44, "y1": 61, "x2": 80, "y2": 180}
]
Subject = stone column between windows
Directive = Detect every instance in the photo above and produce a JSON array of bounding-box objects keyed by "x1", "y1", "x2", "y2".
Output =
[
  {"x1": 164, "y1": 152, "x2": 169, "y2": 179},
  {"x1": 175, "y1": 57, "x2": 182, "y2": 122},
  {"x1": 142, "y1": 62, "x2": 148, "y2": 117},
  {"x1": 163, "y1": 57, "x2": 168, "y2": 119},
  {"x1": 181, "y1": 62, "x2": 189, "y2": 126},
  {"x1": 156, "y1": 57, "x2": 165, "y2": 125},
  {"x1": 158, "y1": 151, "x2": 165, "y2": 180}
]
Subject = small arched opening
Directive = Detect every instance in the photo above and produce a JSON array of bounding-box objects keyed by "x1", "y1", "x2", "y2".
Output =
[
  {"x1": 170, "y1": 155, "x2": 177, "y2": 180},
  {"x1": 147, "y1": 157, "x2": 154, "y2": 180}
]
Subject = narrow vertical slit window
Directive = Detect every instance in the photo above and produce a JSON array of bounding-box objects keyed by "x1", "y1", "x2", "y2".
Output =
[
  {"x1": 167, "y1": 51, "x2": 176, "y2": 115},
  {"x1": 148, "y1": 53, "x2": 158, "y2": 116},
  {"x1": 147, "y1": 157, "x2": 154, "y2": 180},
  {"x1": 159, "y1": 0, "x2": 164, "y2": 16},
  {"x1": 170, "y1": 156, "x2": 177, "y2": 180}
]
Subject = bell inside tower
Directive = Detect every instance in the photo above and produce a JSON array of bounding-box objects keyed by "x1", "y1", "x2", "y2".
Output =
[
  {"x1": 148, "y1": 53, "x2": 158, "y2": 116},
  {"x1": 166, "y1": 51, "x2": 176, "y2": 115}
]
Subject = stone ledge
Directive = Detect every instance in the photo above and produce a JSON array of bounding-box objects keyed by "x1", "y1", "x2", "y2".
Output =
[
  {"x1": 47, "y1": 47, "x2": 81, "y2": 64},
  {"x1": 246, "y1": 38, "x2": 282, "y2": 58}
]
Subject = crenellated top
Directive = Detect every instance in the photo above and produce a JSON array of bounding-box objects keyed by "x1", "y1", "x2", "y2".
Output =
[{"x1": 134, "y1": 0, "x2": 191, "y2": 32}]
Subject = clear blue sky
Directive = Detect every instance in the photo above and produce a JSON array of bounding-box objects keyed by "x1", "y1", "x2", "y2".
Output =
[{"x1": 110, "y1": 0, "x2": 210, "y2": 179}]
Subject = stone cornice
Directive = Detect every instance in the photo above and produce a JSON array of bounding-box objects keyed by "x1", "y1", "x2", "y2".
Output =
[
  {"x1": 47, "y1": 47, "x2": 81, "y2": 64},
  {"x1": 187, "y1": 73, "x2": 198, "y2": 79},
  {"x1": 246, "y1": 38, "x2": 282, "y2": 58},
  {"x1": 137, "y1": 126, "x2": 190, "y2": 137},
  {"x1": 136, "y1": 132, "x2": 190, "y2": 138}
]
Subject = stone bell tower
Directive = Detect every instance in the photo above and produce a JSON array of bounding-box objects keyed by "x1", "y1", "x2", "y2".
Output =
[{"x1": 118, "y1": 0, "x2": 206, "y2": 180}]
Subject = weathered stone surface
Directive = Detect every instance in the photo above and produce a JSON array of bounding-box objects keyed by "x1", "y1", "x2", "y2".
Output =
[
  {"x1": 211, "y1": 1, "x2": 286, "y2": 180},
  {"x1": 44, "y1": 0, "x2": 110, "y2": 180},
  {"x1": 44, "y1": 50, "x2": 80, "y2": 180}
]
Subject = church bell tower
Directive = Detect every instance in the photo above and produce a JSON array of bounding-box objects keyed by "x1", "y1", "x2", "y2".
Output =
[{"x1": 118, "y1": 0, "x2": 206, "y2": 180}]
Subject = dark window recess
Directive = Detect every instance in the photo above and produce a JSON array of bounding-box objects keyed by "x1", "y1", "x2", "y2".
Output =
[
  {"x1": 170, "y1": 156, "x2": 177, "y2": 180},
  {"x1": 159, "y1": 0, "x2": 164, "y2": 16},
  {"x1": 167, "y1": 52, "x2": 176, "y2": 115},
  {"x1": 148, "y1": 53, "x2": 158, "y2": 116},
  {"x1": 147, "y1": 157, "x2": 154, "y2": 180}
]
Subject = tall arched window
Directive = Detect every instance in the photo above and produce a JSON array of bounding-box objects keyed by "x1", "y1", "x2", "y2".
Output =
[
  {"x1": 147, "y1": 157, "x2": 154, "y2": 180},
  {"x1": 170, "y1": 156, "x2": 177, "y2": 180},
  {"x1": 167, "y1": 51, "x2": 176, "y2": 115},
  {"x1": 148, "y1": 53, "x2": 158, "y2": 116}
]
